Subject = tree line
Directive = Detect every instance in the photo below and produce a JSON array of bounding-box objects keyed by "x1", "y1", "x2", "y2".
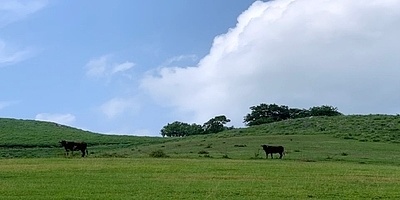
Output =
[
  {"x1": 161, "y1": 115, "x2": 232, "y2": 137},
  {"x1": 161, "y1": 104, "x2": 342, "y2": 137},
  {"x1": 243, "y1": 104, "x2": 342, "y2": 126}
]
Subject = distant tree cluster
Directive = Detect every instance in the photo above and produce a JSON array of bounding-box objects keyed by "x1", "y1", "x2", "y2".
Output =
[
  {"x1": 161, "y1": 104, "x2": 342, "y2": 137},
  {"x1": 161, "y1": 115, "x2": 231, "y2": 137},
  {"x1": 243, "y1": 104, "x2": 342, "y2": 126},
  {"x1": 160, "y1": 121, "x2": 202, "y2": 137}
]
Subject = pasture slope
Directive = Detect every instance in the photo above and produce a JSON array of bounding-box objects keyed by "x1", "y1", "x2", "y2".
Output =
[{"x1": 0, "y1": 115, "x2": 400, "y2": 199}]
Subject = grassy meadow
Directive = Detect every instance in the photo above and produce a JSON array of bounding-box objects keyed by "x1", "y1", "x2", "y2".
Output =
[
  {"x1": 0, "y1": 158, "x2": 399, "y2": 199},
  {"x1": 1, "y1": 115, "x2": 400, "y2": 199}
]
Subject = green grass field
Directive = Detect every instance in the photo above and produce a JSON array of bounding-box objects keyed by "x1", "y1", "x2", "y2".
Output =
[
  {"x1": 0, "y1": 158, "x2": 399, "y2": 199},
  {"x1": 1, "y1": 116, "x2": 400, "y2": 199}
]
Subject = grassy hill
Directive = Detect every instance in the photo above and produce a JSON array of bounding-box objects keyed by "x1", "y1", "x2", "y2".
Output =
[
  {"x1": 1, "y1": 115, "x2": 400, "y2": 164},
  {"x1": 0, "y1": 118, "x2": 169, "y2": 158},
  {"x1": 0, "y1": 118, "x2": 168, "y2": 147},
  {"x1": 229, "y1": 114, "x2": 400, "y2": 142}
]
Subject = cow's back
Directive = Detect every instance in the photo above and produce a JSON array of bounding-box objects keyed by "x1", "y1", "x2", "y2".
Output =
[{"x1": 262, "y1": 145, "x2": 284, "y2": 153}]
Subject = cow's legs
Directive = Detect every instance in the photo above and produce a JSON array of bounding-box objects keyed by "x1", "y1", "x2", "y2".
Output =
[
  {"x1": 270, "y1": 153, "x2": 273, "y2": 159},
  {"x1": 279, "y1": 153, "x2": 283, "y2": 159},
  {"x1": 81, "y1": 150, "x2": 85, "y2": 157}
]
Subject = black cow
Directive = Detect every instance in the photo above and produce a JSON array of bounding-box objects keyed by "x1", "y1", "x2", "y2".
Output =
[
  {"x1": 261, "y1": 144, "x2": 284, "y2": 159},
  {"x1": 60, "y1": 140, "x2": 88, "y2": 157}
]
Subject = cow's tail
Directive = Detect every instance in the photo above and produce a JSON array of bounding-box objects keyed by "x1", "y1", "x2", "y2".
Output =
[{"x1": 86, "y1": 149, "x2": 89, "y2": 157}]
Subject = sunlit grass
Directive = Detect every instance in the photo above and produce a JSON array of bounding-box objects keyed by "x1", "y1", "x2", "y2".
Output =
[{"x1": 0, "y1": 158, "x2": 399, "y2": 199}]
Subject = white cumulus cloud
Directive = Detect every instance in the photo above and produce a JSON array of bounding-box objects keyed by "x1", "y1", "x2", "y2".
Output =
[
  {"x1": 141, "y1": 0, "x2": 400, "y2": 127},
  {"x1": 35, "y1": 113, "x2": 76, "y2": 126}
]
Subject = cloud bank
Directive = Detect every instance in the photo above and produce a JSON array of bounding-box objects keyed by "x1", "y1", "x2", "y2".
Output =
[
  {"x1": 35, "y1": 113, "x2": 76, "y2": 126},
  {"x1": 141, "y1": 0, "x2": 400, "y2": 127}
]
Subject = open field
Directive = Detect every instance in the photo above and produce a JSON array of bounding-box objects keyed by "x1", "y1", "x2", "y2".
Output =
[
  {"x1": 1, "y1": 115, "x2": 400, "y2": 164},
  {"x1": 104, "y1": 134, "x2": 400, "y2": 165},
  {"x1": 0, "y1": 158, "x2": 399, "y2": 199},
  {"x1": 2, "y1": 134, "x2": 400, "y2": 167},
  {"x1": 1, "y1": 116, "x2": 400, "y2": 199}
]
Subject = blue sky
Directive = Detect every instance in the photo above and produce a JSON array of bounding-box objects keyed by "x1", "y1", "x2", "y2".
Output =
[{"x1": 1, "y1": 0, "x2": 400, "y2": 136}]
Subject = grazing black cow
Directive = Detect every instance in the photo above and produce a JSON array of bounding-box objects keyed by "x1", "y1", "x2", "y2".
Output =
[
  {"x1": 261, "y1": 144, "x2": 284, "y2": 159},
  {"x1": 60, "y1": 140, "x2": 88, "y2": 157}
]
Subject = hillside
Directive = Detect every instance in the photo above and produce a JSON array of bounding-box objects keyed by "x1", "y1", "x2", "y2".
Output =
[
  {"x1": 122, "y1": 115, "x2": 400, "y2": 165},
  {"x1": 0, "y1": 118, "x2": 167, "y2": 147},
  {"x1": 226, "y1": 114, "x2": 400, "y2": 143},
  {"x1": 0, "y1": 118, "x2": 169, "y2": 158},
  {"x1": 1, "y1": 115, "x2": 399, "y2": 163}
]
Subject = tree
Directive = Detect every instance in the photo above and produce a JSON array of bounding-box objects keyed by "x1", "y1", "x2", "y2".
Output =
[
  {"x1": 202, "y1": 115, "x2": 231, "y2": 134},
  {"x1": 244, "y1": 103, "x2": 343, "y2": 126},
  {"x1": 187, "y1": 123, "x2": 204, "y2": 136},
  {"x1": 309, "y1": 105, "x2": 342, "y2": 116},
  {"x1": 243, "y1": 104, "x2": 291, "y2": 126},
  {"x1": 160, "y1": 121, "x2": 203, "y2": 137},
  {"x1": 289, "y1": 108, "x2": 311, "y2": 119}
]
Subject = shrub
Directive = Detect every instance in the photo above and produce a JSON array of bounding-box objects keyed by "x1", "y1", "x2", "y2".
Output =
[
  {"x1": 198, "y1": 150, "x2": 209, "y2": 154},
  {"x1": 202, "y1": 154, "x2": 212, "y2": 158},
  {"x1": 222, "y1": 154, "x2": 230, "y2": 159},
  {"x1": 302, "y1": 159, "x2": 316, "y2": 162},
  {"x1": 100, "y1": 153, "x2": 129, "y2": 158},
  {"x1": 149, "y1": 150, "x2": 169, "y2": 158}
]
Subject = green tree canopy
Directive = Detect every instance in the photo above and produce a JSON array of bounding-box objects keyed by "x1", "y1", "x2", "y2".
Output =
[
  {"x1": 309, "y1": 105, "x2": 342, "y2": 116},
  {"x1": 244, "y1": 103, "x2": 342, "y2": 126},
  {"x1": 243, "y1": 104, "x2": 291, "y2": 126},
  {"x1": 202, "y1": 115, "x2": 231, "y2": 134},
  {"x1": 160, "y1": 115, "x2": 233, "y2": 137},
  {"x1": 160, "y1": 121, "x2": 203, "y2": 137}
]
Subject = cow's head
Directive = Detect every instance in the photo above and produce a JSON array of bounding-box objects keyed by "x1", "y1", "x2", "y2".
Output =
[{"x1": 59, "y1": 140, "x2": 66, "y2": 146}]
